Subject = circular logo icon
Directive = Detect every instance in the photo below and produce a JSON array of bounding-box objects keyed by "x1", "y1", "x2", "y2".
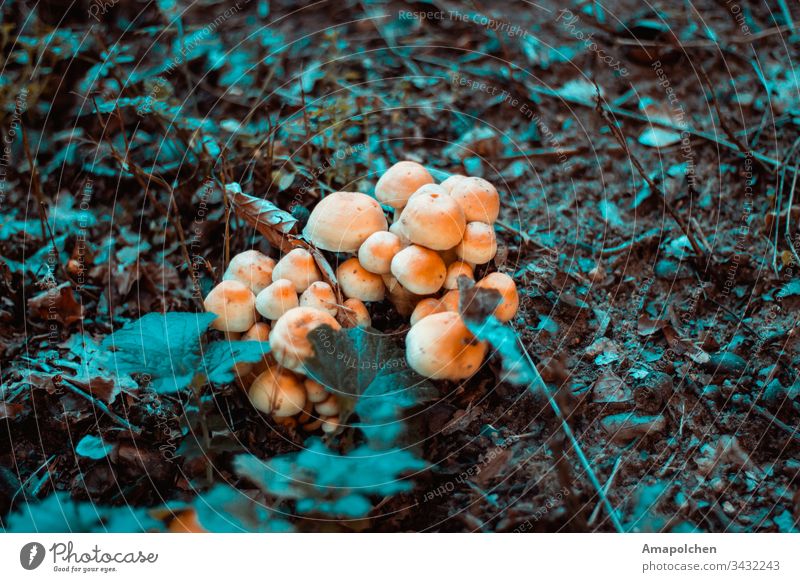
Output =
[{"x1": 20, "y1": 542, "x2": 46, "y2": 570}]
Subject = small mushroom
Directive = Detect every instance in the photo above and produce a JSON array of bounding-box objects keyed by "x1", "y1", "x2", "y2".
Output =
[
  {"x1": 235, "y1": 322, "x2": 272, "y2": 378},
  {"x1": 321, "y1": 415, "x2": 340, "y2": 434},
  {"x1": 444, "y1": 261, "x2": 475, "y2": 289},
  {"x1": 304, "y1": 378, "x2": 330, "y2": 404},
  {"x1": 299, "y1": 281, "x2": 338, "y2": 317},
  {"x1": 315, "y1": 394, "x2": 340, "y2": 416},
  {"x1": 248, "y1": 365, "x2": 307, "y2": 417},
  {"x1": 336, "y1": 258, "x2": 385, "y2": 302},
  {"x1": 204, "y1": 280, "x2": 257, "y2": 332},
  {"x1": 222, "y1": 250, "x2": 276, "y2": 295},
  {"x1": 457, "y1": 222, "x2": 497, "y2": 265},
  {"x1": 476, "y1": 272, "x2": 519, "y2": 322},
  {"x1": 255, "y1": 279, "x2": 298, "y2": 320},
  {"x1": 271, "y1": 248, "x2": 321, "y2": 293},
  {"x1": 269, "y1": 307, "x2": 342, "y2": 372},
  {"x1": 375, "y1": 161, "x2": 434, "y2": 210},
  {"x1": 303, "y1": 191, "x2": 388, "y2": 252},
  {"x1": 340, "y1": 297, "x2": 371, "y2": 328},
  {"x1": 440, "y1": 174, "x2": 467, "y2": 194},
  {"x1": 405, "y1": 312, "x2": 487, "y2": 380},
  {"x1": 439, "y1": 288, "x2": 460, "y2": 312},
  {"x1": 449, "y1": 177, "x2": 500, "y2": 223},
  {"x1": 410, "y1": 297, "x2": 446, "y2": 326},
  {"x1": 390, "y1": 245, "x2": 446, "y2": 295},
  {"x1": 358, "y1": 231, "x2": 402, "y2": 274},
  {"x1": 398, "y1": 188, "x2": 466, "y2": 250}
]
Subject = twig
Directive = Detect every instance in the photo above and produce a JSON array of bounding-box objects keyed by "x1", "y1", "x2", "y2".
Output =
[
  {"x1": 587, "y1": 455, "x2": 623, "y2": 526},
  {"x1": 519, "y1": 340, "x2": 624, "y2": 532},
  {"x1": 524, "y1": 83, "x2": 784, "y2": 172},
  {"x1": 595, "y1": 94, "x2": 708, "y2": 263},
  {"x1": 752, "y1": 404, "x2": 800, "y2": 443},
  {"x1": 60, "y1": 377, "x2": 142, "y2": 435}
]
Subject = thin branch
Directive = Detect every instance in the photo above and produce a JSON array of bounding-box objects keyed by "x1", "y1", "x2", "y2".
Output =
[{"x1": 519, "y1": 340, "x2": 625, "y2": 532}]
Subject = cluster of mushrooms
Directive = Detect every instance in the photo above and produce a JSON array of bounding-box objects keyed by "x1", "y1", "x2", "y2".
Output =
[{"x1": 203, "y1": 161, "x2": 519, "y2": 432}]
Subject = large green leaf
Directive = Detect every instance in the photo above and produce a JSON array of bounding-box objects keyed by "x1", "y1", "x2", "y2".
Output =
[
  {"x1": 101, "y1": 312, "x2": 217, "y2": 393},
  {"x1": 234, "y1": 439, "x2": 427, "y2": 518}
]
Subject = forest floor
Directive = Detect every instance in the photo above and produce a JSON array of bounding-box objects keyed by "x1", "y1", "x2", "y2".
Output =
[{"x1": 2, "y1": 0, "x2": 800, "y2": 532}]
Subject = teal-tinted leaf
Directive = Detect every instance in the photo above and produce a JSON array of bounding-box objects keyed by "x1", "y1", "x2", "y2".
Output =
[
  {"x1": 75, "y1": 435, "x2": 114, "y2": 460},
  {"x1": 101, "y1": 312, "x2": 217, "y2": 394},
  {"x1": 777, "y1": 279, "x2": 800, "y2": 298},
  {"x1": 3, "y1": 493, "x2": 160, "y2": 533},
  {"x1": 192, "y1": 485, "x2": 292, "y2": 533},
  {"x1": 202, "y1": 340, "x2": 271, "y2": 385},
  {"x1": 234, "y1": 439, "x2": 427, "y2": 518},
  {"x1": 304, "y1": 325, "x2": 436, "y2": 446},
  {"x1": 457, "y1": 278, "x2": 536, "y2": 386}
]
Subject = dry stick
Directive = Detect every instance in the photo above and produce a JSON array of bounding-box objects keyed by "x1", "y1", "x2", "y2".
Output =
[
  {"x1": 60, "y1": 377, "x2": 142, "y2": 435},
  {"x1": 587, "y1": 454, "x2": 623, "y2": 526},
  {"x1": 526, "y1": 84, "x2": 783, "y2": 172},
  {"x1": 697, "y1": 67, "x2": 772, "y2": 175},
  {"x1": 21, "y1": 127, "x2": 81, "y2": 290},
  {"x1": 595, "y1": 96, "x2": 708, "y2": 263},
  {"x1": 519, "y1": 339, "x2": 625, "y2": 532}
]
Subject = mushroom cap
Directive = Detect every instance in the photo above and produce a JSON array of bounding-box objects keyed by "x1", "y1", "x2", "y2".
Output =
[
  {"x1": 450, "y1": 177, "x2": 500, "y2": 223},
  {"x1": 410, "y1": 297, "x2": 446, "y2": 326},
  {"x1": 248, "y1": 365, "x2": 306, "y2": 417},
  {"x1": 440, "y1": 288, "x2": 460, "y2": 312},
  {"x1": 476, "y1": 272, "x2": 519, "y2": 322},
  {"x1": 457, "y1": 222, "x2": 497, "y2": 265},
  {"x1": 358, "y1": 231, "x2": 402, "y2": 274},
  {"x1": 271, "y1": 248, "x2": 321, "y2": 293},
  {"x1": 336, "y1": 257, "x2": 386, "y2": 302},
  {"x1": 255, "y1": 279, "x2": 298, "y2": 320},
  {"x1": 269, "y1": 307, "x2": 341, "y2": 372},
  {"x1": 315, "y1": 394, "x2": 340, "y2": 416},
  {"x1": 440, "y1": 174, "x2": 468, "y2": 194},
  {"x1": 303, "y1": 191, "x2": 388, "y2": 252},
  {"x1": 444, "y1": 261, "x2": 475, "y2": 289},
  {"x1": 408, "y1": 183, "x2": 448, "y2": 200},
  {"x1": 405, "y1": 312, "x2": 487, "y2": 380},
  {"x1": 375, "y1": 161, "x2": 434, "y2": 209},
  {"x1": 398, "y1": 189, "x2": 466, "y2": 250},
  {"x1": 242, "y1": 321, "x2": 271, "y2": 341},
  {"x1": 340, "y1": 297, "x2": 371, "y2": 328},
  {"x1": 390, "y1": 245, "x2": 446, "y2": 295},
  {"x1": 304, "y1": 378, "x2": 330, "y2": 404},
  {"x1": 204, "y1": 280, "x2": 257, "y2": 332},
  {"x1": 299, "y1": 281, "x2": 338, "y2": 317},
  {"x1": 223, "y1": 250, "x2": 276, "y2": 295}
]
